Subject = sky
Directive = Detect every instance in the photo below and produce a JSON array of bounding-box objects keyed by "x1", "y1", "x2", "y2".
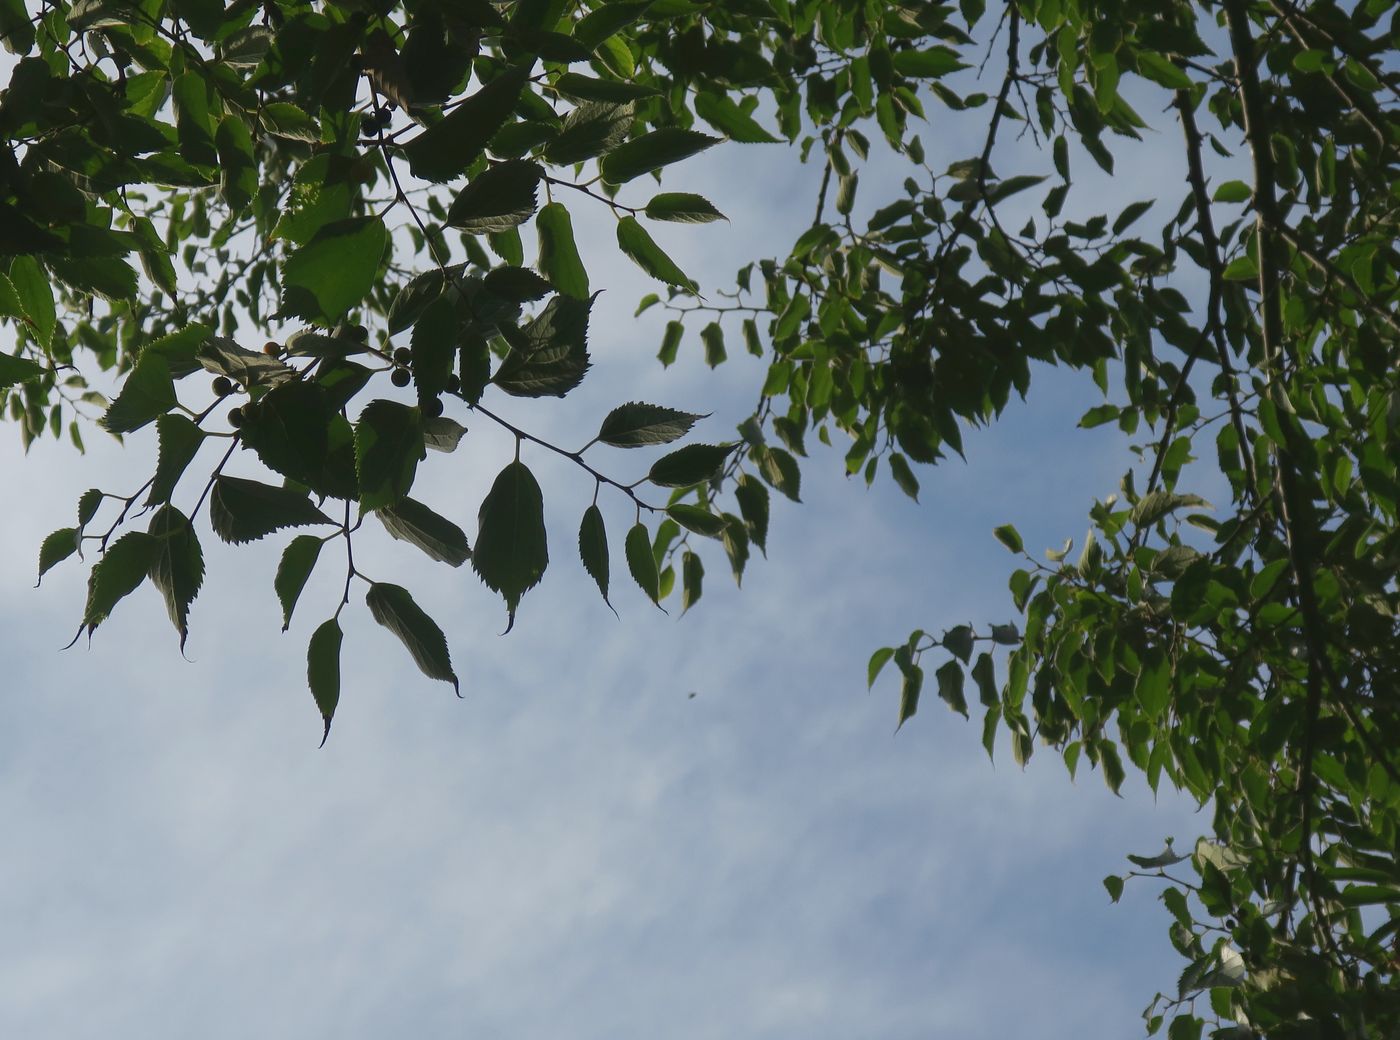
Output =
[{"x1": 0, "y1": 24, "x2": 1222, "y2": 1040}]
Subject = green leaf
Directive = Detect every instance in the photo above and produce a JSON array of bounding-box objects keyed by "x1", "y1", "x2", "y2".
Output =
[
  {"x1": 758, "y1": 446, "x2": 801, "y2": 502},
  {"x1": 545, "y1": 100, "x2": 635, "y2": 165},
  {"x1": 446, "y1": 160, "x2": 543, "y2": 234},
  {"x1": 648, "y1": 443, "x2": 736, "y2": 488},
  {"x1": 888, "y1": 453, "x2": 919, "y2": 501},
  {"x1": 147, "y1": 505, "x2": 203, "y2": 652},
  {"x1": 553, "y1": 73, "x2": 659, "y2": 104},
  {"x1": 1135, "y1": 51, "x2": 1193, "y2": 90},
  {"x1": 83, "y1": 531, "x2": 160, "y2": 635},
  {"x1": 536, "y1": 202, "x2": 590, "y2": 299},
  {"x1": 307, "y1": 618, "x2": 342, "y2": 746},
  {"x1": 597, "y1": 401, "x2": 705, "y2": 447},
  {"x1": 657, "y1": 320, "x2": 684, "y2": 366},
  {"x1": 578, "y1": 504, "x2": 614, "y2": 613},
  {"x1": 972, "y1": 653, "x2": 997, "y2": 706},
  {"x1": 281, "y1": 217, "x2": 387, "y2": 325},
  {"x1": 942, "y1": 625, "x2": 974, "y2": 663},
  {"x1": 101, "y1": 352, "x2": 176, "y2": 434},
  {"x1": 897, "y1": 665, "x2": 923, "y2": 729},
  {"x1": 260, "y1": 102, "x2": 320, "y2": 142},
  {"x1": 172, "y1": 71, "x2": 217, "y2": 166},
  {"x1": 700, "y1": 322, "x2": 726, "y2": 367},
  {"x1": 423, "y1": 417, "x2": 469, "y2": 453},
  {"x1": 354, "y1": 400, "x2": 425, "y2": 510},
  {"x1": 1221, "y1": 256, "x2": 1259, "y2": 281},
  {"x1": 473, "y1": 461, "x2": 549, "y2": 631},
  {"x1": 891, "y1": 47, "x2": 966, "y2": 78},
  {"x1": 377, "y1": 497, "x2": 471, "y2": 567},
  {"x1": 643, "y1": 193, "x2": 727, "y2": 223},
  {"x1": 216, "y1": 114, "x2": 257, "y2": 214},
  {"x1": 616, "y1": 217, "x2": 697, "y2": 290},
  {"x1": 935, "y1": 660, "x2": 968, "y2": 717},
  {"x1": 1131, "y1": 491, "x2": 1210, "y2": 527},
  {"x1": 197, "y1": 336, "x2": 295, "y2": 390},
  {"x1": 666, "y1": 503, "x2": 727, "y2": 538},
  {"x1": 1103, "y1": 875, "x2": 1125, "y2": 903},
  {"x1": 409, "y1": 295, "x2": 458, "y2": 402},
  {"x1": 209, "y1": 476, "x2": 333, "y2": 544},
  {"x1": 365, "y1": 582, "x2": 459, "y2": 693},
  {"x1": 8, "y1": 257, "x2": 55, "y2": 348},
  {"x1": 599, "y1": 128, "x2": 723, "y2": 184},
  {"x1": 242, "y1": 381, "x2": 334, "y2": 488},
  {"x1": 694, "y1": 91, "x2": 781, "y2": 143},
  {"x1": 405, "y1": 64, "x2": 531, "y2": 182},
  {"x1": 1212, "y1": 180, "x2": 1252, "y2": 203},
  {"x1": 386, "y1": 268, "x2": 453, "y2": 336},
  {"x1": 145, "y1": 417, "x2": 204, "y2": 508},
  {"x1": 37, "y1": 527, "x2": 79, "y2": 584},
  {"x1": 0, "y1": 351, "x2": 44, "y2": 389},
  {"x1": 993, "y1": 524, "x2": 1024, "y2": 553},
  {"x1": 77, "y1": 489, "x2": 103, "y2": 528},
  {"x1": 625, "y1": 521, "x2": 662, "y2": 606},
  {"x1": 495, "y1": 293, "x2": 593, "y2": 398},
  {"x1": 734, "y1": 474, "x2": 769, "y2": 552},
  {"x1": 868, "y1": 646, "x2": 895, "y2": 689},
  {"x1": 275, "y1": 535, "x2": 323, "y2": 632}
]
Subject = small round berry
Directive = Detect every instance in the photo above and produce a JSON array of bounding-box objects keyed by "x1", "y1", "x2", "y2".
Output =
[
  {"x1": 349, "y1": 323, "x2": 369, "y2": 341},
  {"x1": 393, "y1": 347, "x2": 412, "y2": 366},
  {"x1": 228, "y1": 406, "x2": 247, "y2": 428},
  {"x1": 263, "y1": 341, "x2": 281, "y2": 356},
  {"x1": 421, "y1": 396, "x2": 444, "y2": 419},
  {"x1": 212, "y1": 376, "x2": 233, "y2": 397},
  {"x1": 445, "y1": 373, "x2": 461, "y2": 393},
  {"x1": 391, "y1": 367, "x2": 411, "y2": 388}
]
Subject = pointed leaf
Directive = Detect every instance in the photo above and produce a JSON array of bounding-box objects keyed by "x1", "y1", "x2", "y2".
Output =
[
  {"x1": 758, "y1": 445, "x2": 801, "y2": 501},
  {"x1": 83, "y1": 531, "x2": 160, "y2": 633},
  {"x1": 993, "y1": 524, "x2": 1023, "y2": 553},
  {"x1": 868, "y1": 646, "x2": 895, "y2": 689},
  {"x1": 666, "y1": 503, "x2": 727, "y2": 538},
  {"x1": 578, "y1": 504, "x2": 613, "y2": 612},
  {"x1": 599, "y1": 128, "x2": 722, "y2": 184},
  {"x1": 147, "y1": 505, "x2": 204, "y2": 651},
  {"x1": 0, "y1": 352, "x2": 43, "y2": 389},
  {"x1": 897, "y1": 665, "x2": 923, "y2": 729},
  {"x1": 405, "y1": 64, "x2": 530, "y2": 182},
  {"x1": 647, "y1": 443, "x2": 736, "y2": 488},
  {"x1": 423, "y1": 417, "x2": 468, "y2": 453},
  {"x1": 146, "y1": 414, "x2": 206, "y2": 505},
  {"x1": 536, "y1": 202, "x2": 589, "y2": 299},
  {"x1": 377, "y1": 497, "x2": 471, "y2": 567},
  {"x1": 617, "y1": 217, "x2": 696, "y2": 290},
  {"x1": 544, "y1": 100, "x2": 634, "y2": 165},
  {"x1": 935, "y1": 660, "x2": 968, "y2": 717},
  {"x1": 307, "y1": 618, "x2": 342, "y2": 745},
  {"x1": 101, "y1": 352, "x2": 176, "y2": 434},
  {"x1": 472, "y1": 461, "x2": 548, "y2": 630},
  {"x1": 280, "y1": 217, "x2": 387, "y2": 324},
  {"x1": 446, "y1": 160, "x2": 543, "y2": 234},
  {"x1": 694, "y1": 91, "x2": 781, "y2": 143},
  {"x1": 596, "y1": 402, "x2": 704, "y2": 447},
  {"x1": 365, "y1": 582, "x2": 459, "y2": 692},
  {"x1": 625, "y1": 521, "x2": 662, "y2": 606},
  {"x1": 354, "y1": 399, "x2": 426, "y2": 510},
  {"x1": 888, "y1": 453, "x2": 920, "y2": 501},
  {"x1": 680, "y1": 549, "x2": 703, "y2": 613},
  {"x1": 494, "y1": 293, "x2": 592, "y2": 398},
  {"x1": 643, "y1": 192, "x2": 727, "y2": 223},
  {"x1": 209, "y1": 476, "x2": 333, "y2": 544},
  {"x1": 38, "y1": 527, "x2": 80, "y2": 584},
  {"x1": 734, "y1": 474, "x2": 769, "y2": 552},
  {"x1": 275, "y1": 535, "x2": 324, "y2": 631}
]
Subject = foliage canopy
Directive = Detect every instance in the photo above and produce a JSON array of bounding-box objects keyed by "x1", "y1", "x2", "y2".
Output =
[{"x1": 2, "y1": 0, "x2": 1400, "y2": 1034}]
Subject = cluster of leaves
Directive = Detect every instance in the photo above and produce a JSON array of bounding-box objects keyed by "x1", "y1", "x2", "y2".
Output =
[{"x1": 3, "y1": 0, "x2": 1400, "y2": 1035}]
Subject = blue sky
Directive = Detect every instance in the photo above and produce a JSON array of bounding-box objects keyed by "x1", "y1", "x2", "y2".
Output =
[{"x1": 0, "y1": 33, "x2": 1221, "y2": 1040}]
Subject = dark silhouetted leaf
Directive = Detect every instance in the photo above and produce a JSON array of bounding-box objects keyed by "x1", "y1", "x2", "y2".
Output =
[
  {"x1": 275, "y1": 535, "x2": 324, "y2": 631},
  {"x1": 354, "y1": 399, "x2": 425, "y2": 510},
  {"x1": 643, "y1": 192, "x2": 727, "y2": 223},
  {"x1": 446, "y1": 160, "x2": 543, "y2": 233},
  {"x1": 377, "y1": 497, "x2": 471, "y2": 567},
  {"x1": 83, "y1": 531, "x2": 160, "y2": 634},
  {"x1": 536, "y1": 202, "x2": 590, "y2": 299},
  {"x1": 597, "y1": 402, "x2": 704, "y2": 447},
  {"x1": 147, "y1": 505, "x2": 203, "y2": 651},
  {"x1": 307, "y1": 618, "x2": 342, "y2": 745},
  {"x1": 366, "y1": 582, "x2": 459, "y2": 692},
  {"x1": 545, "y1": 101, "x2": 634, "y2": 165},
  {"x1": 599, "y1": 127, "x2": 722, "y2": 184},
  {"x1": 578, "y1": 504, "x2": 613, "y2": 613},
  {"x1": 38, "y1": 527, "x2": 79, "y2": 584},
  {"x1": 405, "y1": 64, "x2": 530, "y2": 182},
  {"x1": 648, "y1": 443, "x2": 736, "y2": 487},
  {"x1": 625, "y1": 521, "x2": 662, "y2": 606},
  {"x1": 473, "y1": 461, "x2": 548, "y2": 630},
  {"x1": 145, "y1": 414, "x2": 206, "y2": 506},
  {"x1": 209, "y1": 476, "x2": 333, "y2": 544}
]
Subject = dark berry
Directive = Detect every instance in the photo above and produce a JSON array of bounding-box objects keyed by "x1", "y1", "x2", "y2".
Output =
[
  {"x1": 391, "y1": 367, "x2": 411, "y2": 387},
  {"x1": 421, "y1": 397, "x2": 444, "y2": 419},
  {"x1": 263, "y1": 341, "x2": 281, "y2": 356},
  {"x1": 228, "y1": 406, "x2": 247, "y2": 428},
  {"x1": 445, "y1": 373, "x2": 461, "y2": 393},
  {"x1": 350, "y1": 323, "x2": 369, "y2": 341},
  {"x1": 212, "y1": 376, "x2": 233, "y2": 397},
  {"x1": 393, "y1": 347, "x2": 412, "y2": 365}
]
